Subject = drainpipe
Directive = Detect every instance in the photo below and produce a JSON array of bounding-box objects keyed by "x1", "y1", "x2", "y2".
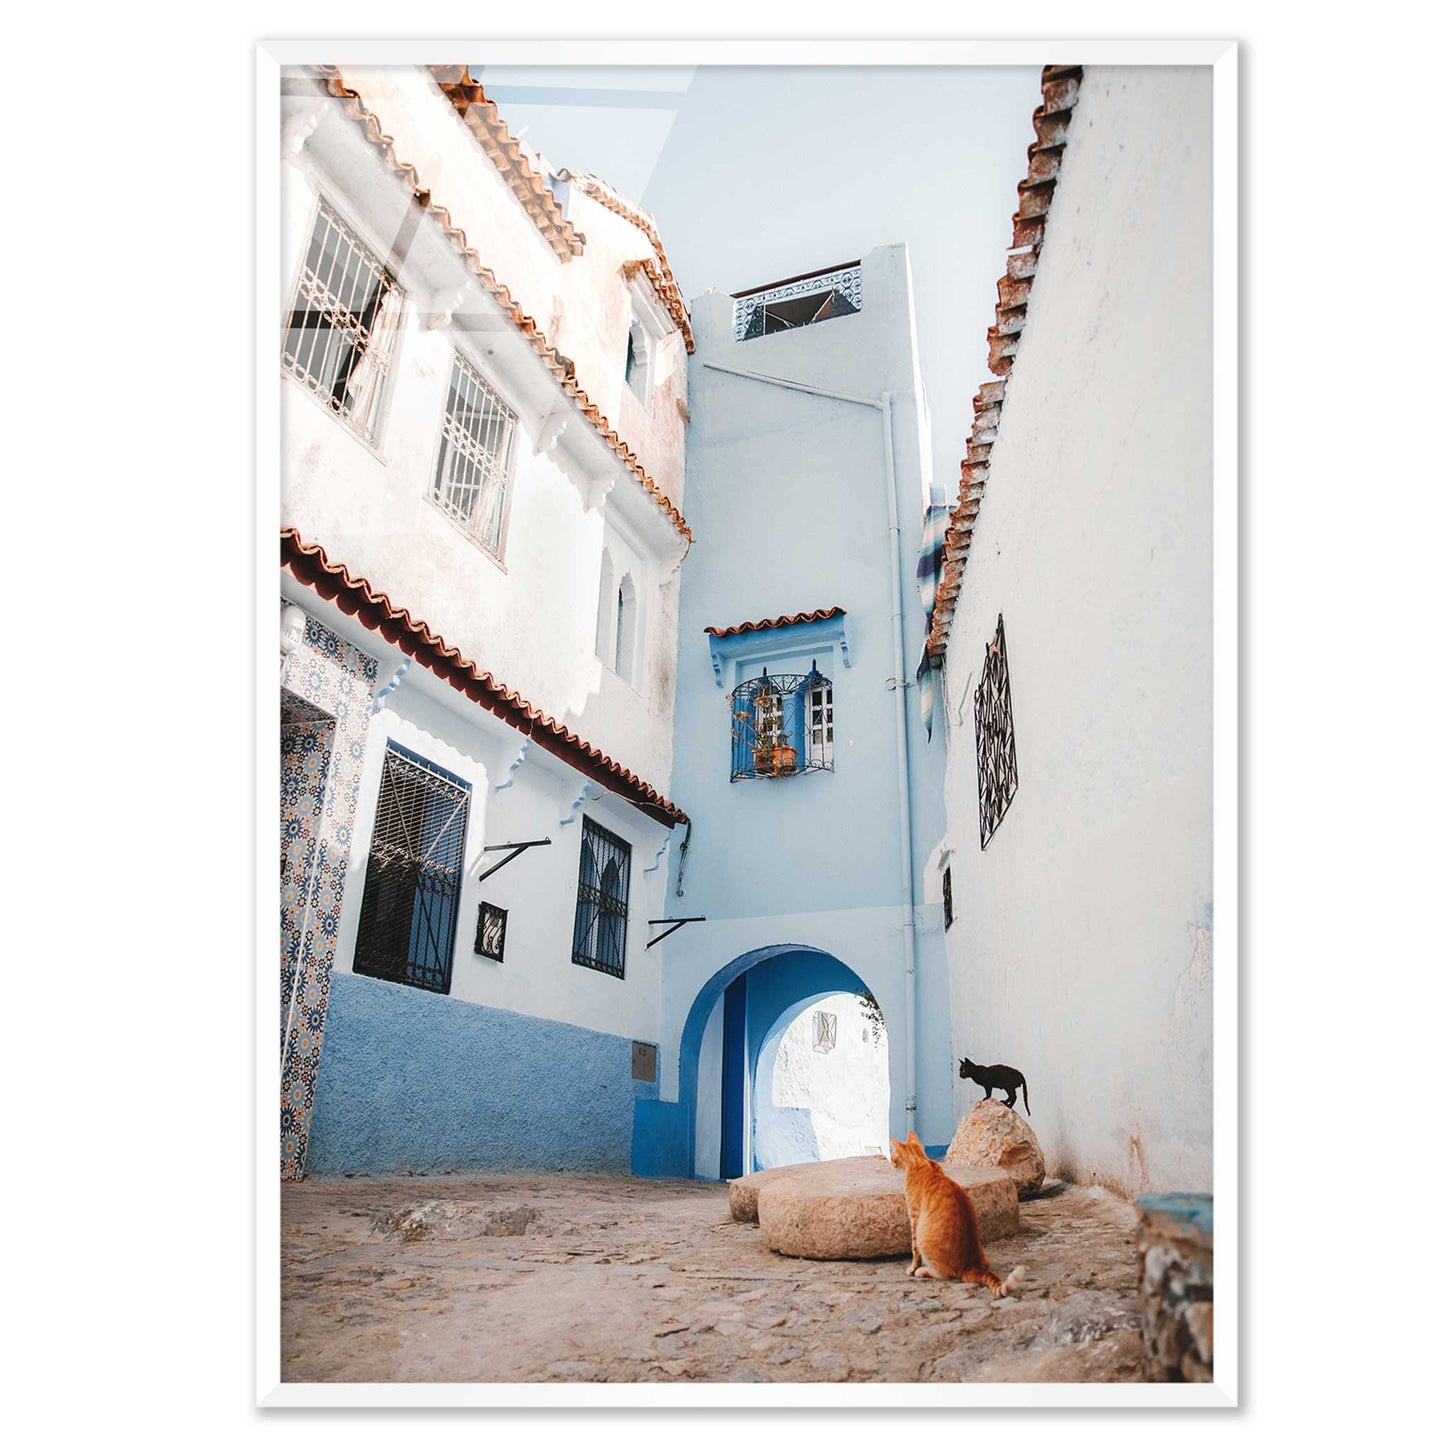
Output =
[{"x1": 702, "y1": 361, "x2": 921, "y2": 1135}]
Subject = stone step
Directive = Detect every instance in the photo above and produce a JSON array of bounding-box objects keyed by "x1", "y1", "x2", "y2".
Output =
[{"x1": 730, "y1": 1155, "x2": 1019, "y2": 1261}]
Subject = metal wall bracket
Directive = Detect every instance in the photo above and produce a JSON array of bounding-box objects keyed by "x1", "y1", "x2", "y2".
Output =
[
  {"x1": 645, "y1": 916, "x2": 707, "y2": 949},
  {"x1": 478, "y1": 837, "x2": 552, "y2": 883}
]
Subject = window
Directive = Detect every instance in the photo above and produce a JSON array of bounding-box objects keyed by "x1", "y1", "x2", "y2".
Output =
[
  {"x1": 614, "y1": 574, "x2": 638, "y2": 682},
  {"x1": 974, "y1": 614, "x2": 1020, "y2": 849},
  {"x1": 728, "y1": 665, "x2": 835, "y2": 781},
  {"x1": 282, "y1": 197, "x2": 402, "y2": 445},
  {"x1": 431, "y1": 352, "x2": 518, "y2": 558},
  {"x1": 596, "y1": 532, "x2": 647, "y2": 688},
  {"x1": 813, "y1": 1011, "x2": 837, "y2": 1053},
  {"x1": 572, "y1": 817, "x2": 632, "y2": 978},
  {"x1": 354, "y1": 743, "x2": 471, "y2": 994},
  {"x1": 806, "y1": 678, "x2": 835, "y2": 769},
  {"x1": 733, "y1": 261, "x2": 863, "y2": 342},
  {"x1": 624, "y1": 319, "x2": 651, "y2": 406},
  {"x1": 943, "y1": 866, "x2": 954, "y2": 930}
]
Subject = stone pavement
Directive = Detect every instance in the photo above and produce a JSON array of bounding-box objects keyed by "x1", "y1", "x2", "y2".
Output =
[{"x1": 280, "y1": 1172, "x2": 1145, "y2": 1384}]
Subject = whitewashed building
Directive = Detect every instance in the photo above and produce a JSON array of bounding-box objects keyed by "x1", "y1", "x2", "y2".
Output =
[
  {"x1": 277, "y1": 66, "x2": 695, "y2": 1178},
  {"x1": 925, "y1": 65, "x2": 1214, "y2": 1195}
]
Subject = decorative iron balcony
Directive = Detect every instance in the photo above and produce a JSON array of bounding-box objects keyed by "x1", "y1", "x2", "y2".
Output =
[
  {"x1": 729, "y1": 667, "x2": 835, "y2": 781},
  {"x1": 732, "y1": 261, "x2": 863, "y2": 342}
]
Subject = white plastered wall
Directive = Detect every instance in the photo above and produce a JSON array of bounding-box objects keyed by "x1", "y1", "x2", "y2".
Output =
[{"x1": 940, "y1": 66, "x2": 1214, "y2": 1196}]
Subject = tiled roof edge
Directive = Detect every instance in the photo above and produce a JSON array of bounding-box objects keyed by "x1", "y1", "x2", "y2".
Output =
[
  {"x1": 312, "y1": 66, "x2": 692, "y2": 543},
  {"x1": 282, "y1": 528, "x2": 688, "y2": 828},
  {"x1": 563, "y1": 170, "x2": 695, "y2": 353},
  {"x1": 427, "y1": 67, "x2": 585, "y2": 261},
  {"x1": 704, "y1": 607, "x2": 847, "y2": 638},
  {"x1": 925, "y1": 64, "x2": 1083, "y2": 661}
]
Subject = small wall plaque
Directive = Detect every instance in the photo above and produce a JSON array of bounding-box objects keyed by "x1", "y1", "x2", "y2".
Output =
[
  {"x1": 631, "y1": 1041, "x2": 658, "y2": 1082},
  {"x1": 474, "y1": 902, "x2": 507, "y2": 961}
]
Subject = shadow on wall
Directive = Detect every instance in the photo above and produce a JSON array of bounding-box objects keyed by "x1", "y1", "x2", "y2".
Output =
[{"x1": 754, "y1": 1107, "x2": 821, "y2": 1170}]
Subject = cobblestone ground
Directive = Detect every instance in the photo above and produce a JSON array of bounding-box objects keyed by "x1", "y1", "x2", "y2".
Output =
[{"x1": 280, "y1": 1174, "x2": 1144, "y2": 1384}]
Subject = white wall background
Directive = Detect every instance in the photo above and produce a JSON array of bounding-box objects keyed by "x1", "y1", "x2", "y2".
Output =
[
  {"x1": 940, "y1": 66, "x2": 1214, "y2": 1197},
  {"x1": 752, "y1": 992, "x2": 890, "y2": 1170}
]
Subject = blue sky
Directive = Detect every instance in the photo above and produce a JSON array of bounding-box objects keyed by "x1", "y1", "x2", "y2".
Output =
[{"x1": 478, "y1": 63, "x2": 1043, "y2": 500}]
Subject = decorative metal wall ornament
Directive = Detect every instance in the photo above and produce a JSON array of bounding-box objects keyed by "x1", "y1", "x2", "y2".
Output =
[
  {"x1": 474, "y1": 902, "x2": 507, "y2": 961},
  {"x1": 973, "y1": 615, "x2": 1020, "y2": 849},
  {"x1": 728, "y1": 667, "x2": 835, "y2": 781},
  {"x1": 732, "y1": 262, "x2": 863, "y2": 342}
]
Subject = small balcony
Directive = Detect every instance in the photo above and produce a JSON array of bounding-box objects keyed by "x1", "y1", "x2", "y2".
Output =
[{"x1": 732, "y1": 261, "x2": 863, "y2": 342}]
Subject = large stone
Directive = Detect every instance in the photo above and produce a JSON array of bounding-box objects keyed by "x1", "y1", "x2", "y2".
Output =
[
  {"x1": 1136, "y1": 1193, "x2": 1213, "y2": 1383},
  {"x1": 945, "y1": 1100, "x2": 1046, "y2": 1196},
  {"x1": 729, "y1": 1158, "x2": 838, "y2": 1223},
  {"x1": 738, "y1": 1154, "x2": 1018, "y2": 1260}
]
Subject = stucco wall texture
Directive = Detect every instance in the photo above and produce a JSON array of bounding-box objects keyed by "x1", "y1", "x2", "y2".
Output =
[
  {"x1": 307, "y1": 972, "x2": 660, "y2": 1176},
  {"x1": 753, "y1": 992, "x2": 890, "y2": 1170},
  {"x1": 941, "y1": 66, "x2": 1213, "y2": 1197}
]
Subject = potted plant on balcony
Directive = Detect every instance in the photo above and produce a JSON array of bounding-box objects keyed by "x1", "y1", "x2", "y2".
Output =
[{"x1": 751, "y1": 678, "x2": 797, "y2": 777}]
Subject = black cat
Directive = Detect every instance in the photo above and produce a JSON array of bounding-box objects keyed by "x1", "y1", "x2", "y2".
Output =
[{"x1": 959, "y1": 1057, "x2": 1030, "y2": 1114}]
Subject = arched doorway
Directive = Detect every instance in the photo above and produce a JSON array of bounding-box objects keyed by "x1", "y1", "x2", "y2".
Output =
[
  {"x1": 751, "y1": 990, "x2": 890, "y2": 1171},
  {"x1": 677, "y1": 945, "x2": 890, "y2": 1181}
]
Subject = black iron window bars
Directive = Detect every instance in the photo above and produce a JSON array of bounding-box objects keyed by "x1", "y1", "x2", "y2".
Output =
[
  {"x1": 571, "y1": 817, "x2": 632, "y2": 978},
  {"x1": 728, "y1": 666, "x2": 835, "y2": 781},
  {"x1": 354, "y1": 744, "x2": 471, "y2": 994}
]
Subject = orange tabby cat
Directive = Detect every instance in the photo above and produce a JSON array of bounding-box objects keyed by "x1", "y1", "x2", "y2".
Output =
[{"x1": 889, "y1": 1131, "x2": 1024, "y2": 1296}]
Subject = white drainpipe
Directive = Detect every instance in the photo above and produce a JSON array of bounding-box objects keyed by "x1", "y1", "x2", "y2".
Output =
[{"x1": 702, "y1": 362, "x2": 921, "y2": 1134}]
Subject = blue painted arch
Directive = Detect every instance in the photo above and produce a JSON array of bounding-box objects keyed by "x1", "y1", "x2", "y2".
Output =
[{"x1": 632, "y1": 942, "x2": 889, "y2": 1178}]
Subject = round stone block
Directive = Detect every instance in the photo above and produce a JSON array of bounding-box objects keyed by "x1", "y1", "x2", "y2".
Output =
[
  {"x1": 729, "y1": 1158, "x2": 839, "y2": 1223},
  {"x1": 745, "y1": 1155, "x2": 1019, "y2": 1260}
]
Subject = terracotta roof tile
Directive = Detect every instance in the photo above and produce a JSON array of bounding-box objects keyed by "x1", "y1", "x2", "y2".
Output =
[
  {"x1": 282, "y1": 528, "x2": 687, "y2": 828},
  {"x1": 705, "y1": 607, "x2": 846, "y2": 639},
  {"x1": 925, "y1": 65, "x2": 1083, "y2": 661},
  {"x1": 312, "y1": 66, "x2": 692, "y2": 543},
  {"x1": 564, "y1": 171, "x2": 694, "y2": 352},
  {"x1": 427, "y1": 67, "x2": 585, "y2": 261}
]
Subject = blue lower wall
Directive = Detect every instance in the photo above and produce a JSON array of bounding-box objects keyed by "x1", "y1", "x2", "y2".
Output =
[{"x1": 306, "y1": 972, "x2": 659, "y2": 1176}]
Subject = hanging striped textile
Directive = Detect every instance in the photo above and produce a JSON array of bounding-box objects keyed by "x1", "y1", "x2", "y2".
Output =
[{"x1": 915, "y1": 502, "x2": 951, "y2": 740}]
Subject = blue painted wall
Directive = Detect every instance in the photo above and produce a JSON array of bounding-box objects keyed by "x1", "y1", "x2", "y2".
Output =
[
  {"x1": 307, "y1": 971, "x2": 658, "y2": 1176},
  {"x1": 655, "y1": 246, "x2": 957, "y2": 1163},
  {"x1": 667, "y1": 247, "x2": 946, "y2": 926}
]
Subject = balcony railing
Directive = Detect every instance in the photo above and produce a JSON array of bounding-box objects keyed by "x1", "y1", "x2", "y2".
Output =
[{"x1": 732, "y1": 261, "x2": 863, "y2": 342}]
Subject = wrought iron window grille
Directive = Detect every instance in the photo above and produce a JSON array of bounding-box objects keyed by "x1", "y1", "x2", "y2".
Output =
[
  {"x1": 813, "y1": 1010, "x2": 838, "y2": 1053},
  {"x1": 974, "y1": 615, "x2": 1020, "y2": 849},
  {"x1": 282, "y1": 197, "x2": 401, "y2": 445},
  {"x1": 728, "y1": 665, "x2": 835, "y2": 781},
  {"x1": 571, "y1": 817, "x2": 632, "y2": 978},
  {"x1": 474, "y1": 902, "x2": 507, "y2": 962},
  {"x1": 354, "y1": 743, "x2": 471, "y2": 994},
  {"x1": 431, "y1": 352, "x2": 518, "y2": 557},
  {"x1": 733, "y1": 262, "x2": 863, "y2": 342},
  {"x1": 943, "y1": 866, "x2": 954, "y2": 930}
]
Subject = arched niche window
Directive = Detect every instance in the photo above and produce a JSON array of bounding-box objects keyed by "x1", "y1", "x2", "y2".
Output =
[
  {"x1": 595, "y1": 548, "x2": 616, "y2": 664},
  {"x1": 615, "y1": 573, "x2": 639, "y2": 685},
  {"x1": 624, "y1": 318, "x2": 651, "y2": 407}
]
